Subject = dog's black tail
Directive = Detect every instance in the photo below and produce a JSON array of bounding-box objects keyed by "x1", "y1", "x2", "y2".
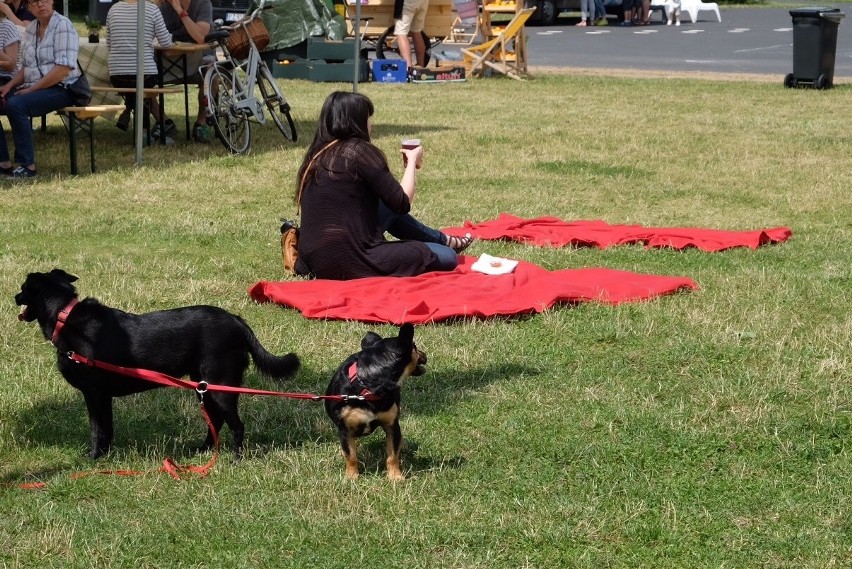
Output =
[{"x1": 240, "y1": 319, "x2": 300, "y2": 380}]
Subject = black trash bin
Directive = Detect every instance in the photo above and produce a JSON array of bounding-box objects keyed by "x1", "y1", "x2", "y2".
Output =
[{"x1": 785, "y1": 7, "x2": 845, "y2": 89}]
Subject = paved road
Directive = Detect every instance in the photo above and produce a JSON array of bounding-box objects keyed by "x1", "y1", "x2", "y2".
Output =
[{"x1": 524, "y1": 6, "x2": 852, "y2": 79}]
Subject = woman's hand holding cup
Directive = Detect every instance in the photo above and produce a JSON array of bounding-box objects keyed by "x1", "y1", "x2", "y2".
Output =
[{"x1": 401, "y1": 139, "x2": 423, "y2": 169}]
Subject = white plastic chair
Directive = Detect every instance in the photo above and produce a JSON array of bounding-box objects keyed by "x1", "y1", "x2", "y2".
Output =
[{"x1": 680, "y1": 0, "x2": 721, "y2": 23}]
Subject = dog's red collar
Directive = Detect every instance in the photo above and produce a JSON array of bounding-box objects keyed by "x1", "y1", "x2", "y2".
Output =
[
  {"x1": 347, "y1": 362, "x2": 374, "y2": 399},
  {"x1": 52, "y1": 298, "x2": 79, "y2": 344}
]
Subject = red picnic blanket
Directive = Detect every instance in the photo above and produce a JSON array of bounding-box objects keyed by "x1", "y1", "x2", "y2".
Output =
[
  {"x1": 248, "y1": 256, "x2": 697, "y2": 325},
  {"x1": 443, "y1": 214, "x2": 793, "y2": 252}
]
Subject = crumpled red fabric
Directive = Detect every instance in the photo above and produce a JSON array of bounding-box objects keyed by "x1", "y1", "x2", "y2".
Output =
[
  {"x1": 248, "y1": 256, "x2": 697, "y2": 325},
  {"x1": 443, "y1": 213, "x2": 792, "y2": 252}
]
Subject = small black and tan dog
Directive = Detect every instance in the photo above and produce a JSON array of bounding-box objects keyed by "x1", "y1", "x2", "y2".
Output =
[
  {"x1": 15, "y1": 269, "x2": 300, "y2": 460},
  {"x1": 325, "y1": 323, "x2": 426, "y2": 480}
]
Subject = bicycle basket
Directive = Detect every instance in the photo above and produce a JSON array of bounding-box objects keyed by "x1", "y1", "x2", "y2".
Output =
[{"x1": 225, "y1": 18, "x2": 270, "y2": 59}]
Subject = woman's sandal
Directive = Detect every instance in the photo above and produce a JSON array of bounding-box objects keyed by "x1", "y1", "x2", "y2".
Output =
[{"x1": 445, "y1": 233, "x2": 474, "y2": 253}]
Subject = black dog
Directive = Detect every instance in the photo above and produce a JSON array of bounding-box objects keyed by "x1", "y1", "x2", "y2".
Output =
[
  {"x1": 324, "y1": 323, "x2": 426, "y2": 480},
  {"x1": 15, "y1": 269, "x2": 300, "y2": 460}
]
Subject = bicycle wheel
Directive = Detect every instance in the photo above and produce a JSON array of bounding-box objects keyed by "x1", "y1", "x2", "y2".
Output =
[
  {"x1": 204, "y1": 64, "x2": 251, "y2": 154},
  {"x1": 256, "y1": 64, "x2": 297, "y2": 142},
  {"x1": 376, "y1": 26, "x2": 435, "y2": 63}
]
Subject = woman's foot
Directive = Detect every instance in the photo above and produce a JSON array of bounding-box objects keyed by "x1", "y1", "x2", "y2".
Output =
[
  {"x1": 445, "y1": 233, "x2": 474, "y2": 253},
  {"x1": 575, "y1": 20, "x2": 587, "y2": 26}
]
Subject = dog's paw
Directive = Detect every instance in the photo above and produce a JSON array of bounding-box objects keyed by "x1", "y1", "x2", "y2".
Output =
[
  {"x1": 344, "y1": 467, "x2": 360, "y2": 480},
  {"x1": 87, "y1": 447, "x2": 108, "y2": 460}
]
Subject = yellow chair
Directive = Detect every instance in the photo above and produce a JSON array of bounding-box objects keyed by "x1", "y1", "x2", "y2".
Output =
[{"x1": 460, "y1": 7, "x2": 536, "y2": 80}]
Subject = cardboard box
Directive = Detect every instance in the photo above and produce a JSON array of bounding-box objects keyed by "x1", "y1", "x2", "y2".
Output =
[
  {"x1": 409, "y1": 65, "x2": 466, "y2": 83},
  {"x1": 372, "y1": 59, "x2": 408, "y2": 83}
]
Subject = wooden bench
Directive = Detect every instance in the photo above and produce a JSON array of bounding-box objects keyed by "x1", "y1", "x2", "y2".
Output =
[
  {"x1": 91, "y1": 86, "x2": 184, "y2": 143},
  {"x1": 55, "y1": 104, "x2": 126, "y2": 175}
]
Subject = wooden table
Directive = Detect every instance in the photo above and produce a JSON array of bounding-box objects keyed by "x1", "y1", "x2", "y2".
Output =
[{"x1": 155, "y1": 42, "x2": 213, "y2": 141}]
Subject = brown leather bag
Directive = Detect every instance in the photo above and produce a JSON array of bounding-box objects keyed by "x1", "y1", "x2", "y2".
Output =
[{"x1": 280, "y1": 220, "x2": 299, "y2": 274}]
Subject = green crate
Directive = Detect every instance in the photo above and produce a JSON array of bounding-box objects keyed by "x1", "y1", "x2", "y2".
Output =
[
  {"x1": 272, "y1": 59, "x2": 369, "y2": 82},
  {"x1": 306, "y1": 37, "x2": 360, "y2": 62}
]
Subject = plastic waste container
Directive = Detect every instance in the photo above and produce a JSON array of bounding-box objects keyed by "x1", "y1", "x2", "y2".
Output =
[{"x1": 785, "y1": 7, "x2": 845, "y2": 89}]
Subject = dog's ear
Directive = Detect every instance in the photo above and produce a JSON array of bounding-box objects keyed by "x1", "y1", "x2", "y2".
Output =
[
  {"x1": 48, "y1": 269, "x2": 78, "y2": 284},
  {"x1": 361, "y1": 331, "x2": 383, "y2": 350},
  {"x1": 397, "y1": 323, "x2": 415, "y2": 349}
]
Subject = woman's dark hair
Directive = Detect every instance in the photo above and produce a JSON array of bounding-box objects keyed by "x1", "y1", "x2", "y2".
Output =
[{"x1": 295, "y1": 91, "x2": 384, "y2": 206}]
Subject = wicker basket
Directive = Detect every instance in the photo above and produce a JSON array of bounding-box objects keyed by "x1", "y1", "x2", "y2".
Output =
[{"x1": 225, "y1": 18, "x2": 271, "y2": 59}]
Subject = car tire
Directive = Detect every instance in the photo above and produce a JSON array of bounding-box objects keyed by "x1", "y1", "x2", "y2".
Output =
[{"x1": 528, "y1": 0, "x2": 557, "y2": 26}]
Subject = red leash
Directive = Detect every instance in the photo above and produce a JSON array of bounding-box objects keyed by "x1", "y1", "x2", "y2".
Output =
[
  {"x1": 66, "y1": 352, "x2": 379, "y2": 402},
  {"x1": 13, "y1": 402, "x2": 218, "y2": 490}
]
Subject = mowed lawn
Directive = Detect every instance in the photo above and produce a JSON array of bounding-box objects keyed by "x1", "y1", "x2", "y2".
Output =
[{"x1": 1, "y1": 73, "x2": 850, "y2": 567}]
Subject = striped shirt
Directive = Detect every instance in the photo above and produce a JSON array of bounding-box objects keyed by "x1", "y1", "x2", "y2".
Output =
[
  {"x1": 21, "y1": 12, "x2": 79, "y2": 89},
  {"x1": 0, "y1": 19, "x2": 21, "y2": 80},
  {"x1": 106, "y1": 1, "x2": 173, "y2": 75}
]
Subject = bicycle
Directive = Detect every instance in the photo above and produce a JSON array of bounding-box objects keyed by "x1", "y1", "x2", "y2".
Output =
[{"x1": 203, "y1": 0, "x2": 297, "y2": 154}]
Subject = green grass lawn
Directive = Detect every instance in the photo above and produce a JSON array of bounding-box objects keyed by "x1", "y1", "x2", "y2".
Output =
[{"x1": 1, "y1": 73, "x2": 850, "y2": 567}]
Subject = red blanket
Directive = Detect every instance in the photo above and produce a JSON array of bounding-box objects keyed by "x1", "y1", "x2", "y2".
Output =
[
  {"x1": 248, "y1": 256, "x2": 697, "y2": 325},
  {"x1": 443, "y1": 214, "x2": 792, "y2": 252}
]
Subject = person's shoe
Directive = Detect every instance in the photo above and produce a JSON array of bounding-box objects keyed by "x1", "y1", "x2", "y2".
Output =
[
  {"x1": 163, "y1": 118, "x2": 178, "y2": 139},
  {"x1": 0, "y1": 165, "x2": 13, "y2": 176},
  {"x1": 115, "y1": 108, "x2": 131, "y2": 132},
  {"x1": 193, "y1": 122, "x2": 212, "y2": 144},
  {"x1": 620, "y1": 20, "x2": 633, "y2": 26},
  {"x1": 151, "y1": 118, "x2": 178, "y2": 140},
  {"x1": 445, "y1": 233, "x2": 474, "y2": 253},
  {"x1": 9, "y1": 166, "x2": 36, "y2": 179},
  {"x1": 595, "y1": 17, "x2": 609, "y2": 26}
]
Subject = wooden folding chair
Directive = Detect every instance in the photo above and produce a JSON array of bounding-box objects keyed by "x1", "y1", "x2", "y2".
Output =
[{"x1": 460, "y1": 7, "x2": 535, "y2": 80}]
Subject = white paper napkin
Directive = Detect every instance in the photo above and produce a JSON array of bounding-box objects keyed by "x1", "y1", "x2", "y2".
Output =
[{"x1": 471, "y1": 254, "x2": 519, "y2": 275}]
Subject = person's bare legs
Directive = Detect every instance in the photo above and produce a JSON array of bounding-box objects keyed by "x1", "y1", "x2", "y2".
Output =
[
  {"x1": 412, "y1": 31, "x2": 427, "y2": 67},
  {"x1": 396, "y1": 33, "x2": 413, "y2": 69}
]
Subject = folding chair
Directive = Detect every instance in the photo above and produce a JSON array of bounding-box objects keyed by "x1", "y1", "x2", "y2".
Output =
[
  {"x1": 460, "y1": 7, "x2": 535, "y2": 80},
  {"x1": 447, "y1": 0, "x2": 481, "y2": 44}
]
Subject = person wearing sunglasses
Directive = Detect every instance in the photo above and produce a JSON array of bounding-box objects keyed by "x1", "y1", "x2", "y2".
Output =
[{"x1": 0, "y1": 0, "x2": 79, "y2": 178}]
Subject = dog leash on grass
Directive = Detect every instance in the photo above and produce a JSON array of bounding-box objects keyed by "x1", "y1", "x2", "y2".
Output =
[{"x1": 11, "y1": 403, "x2": 218, "y2": 490}]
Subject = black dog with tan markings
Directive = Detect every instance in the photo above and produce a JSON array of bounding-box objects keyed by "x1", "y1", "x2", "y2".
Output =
[
  {"x1": 325, "y1": 323, "x2": 426, "y2": 480},
  {"x1": 15, "y1": 269, "x2": 300, "y2": 460}
]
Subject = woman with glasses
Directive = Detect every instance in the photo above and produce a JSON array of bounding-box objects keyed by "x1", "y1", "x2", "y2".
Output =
[{"x1": 0, "y1": 0, "x2": 80, "y2": 178}]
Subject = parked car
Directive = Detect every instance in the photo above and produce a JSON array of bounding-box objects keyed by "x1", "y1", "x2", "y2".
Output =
[
  {"x1": 212, "y1": 0, "x2": 252, "y2": 23},
  {"x1": 525, "y1": 0, "x2": 625, "y2": 26}
]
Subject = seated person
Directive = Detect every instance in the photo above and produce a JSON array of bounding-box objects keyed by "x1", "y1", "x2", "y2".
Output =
[
  {"x1": 294, "y1": 91, "x2": 472, "y2": 280},
  {"x1": 0, "y1": 9, "x2": 20, "y2": 85},
  {"x1": 0, "y1": 0, "x2": 33, "y2": 27},
  {"x1": 0, "y1": 0, "x2": 80, "y2": 178},
  {"x1": 106, "y1": 0, "x2": 174, "y2": 135},
  {"x1": 159, "y1": 0, "x2": 213, "y2": 143}
]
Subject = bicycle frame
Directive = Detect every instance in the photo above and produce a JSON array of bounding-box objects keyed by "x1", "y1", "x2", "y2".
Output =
[{"x1": 204, "y1": 0, "x2": 297, "y2": 152}]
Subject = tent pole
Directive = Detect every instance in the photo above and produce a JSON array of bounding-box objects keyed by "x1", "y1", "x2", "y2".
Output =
[{"x1": 353, "y1": 0, "x2": 361, "y2": 92}]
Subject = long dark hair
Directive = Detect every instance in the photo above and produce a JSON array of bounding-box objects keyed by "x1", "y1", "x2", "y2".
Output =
[{"x1": 295, "y1": 91, "x2": 382, "y2": 206}]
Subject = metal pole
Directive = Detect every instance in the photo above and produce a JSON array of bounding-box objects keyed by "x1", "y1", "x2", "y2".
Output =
[
  {"x1": 134, "y1": 0, "x2": 145, "y2": 163},
  {"x1": 353, "y1": 0, "x2": 361, "y2": 92}
]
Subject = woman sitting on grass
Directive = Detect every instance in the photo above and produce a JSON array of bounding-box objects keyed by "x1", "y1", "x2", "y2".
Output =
[{"x1": 293, "y1": 91, "x2": 472, "y2": 280}]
